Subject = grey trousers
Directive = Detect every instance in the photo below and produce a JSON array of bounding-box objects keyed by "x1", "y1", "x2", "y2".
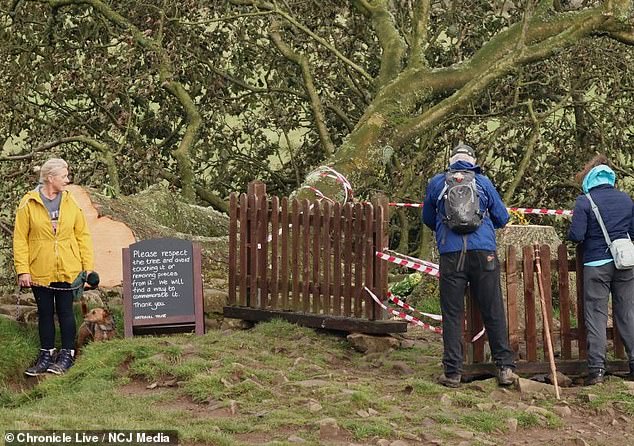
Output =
[{"x1": 583, "y1": 263, "x2": 634, "y2": 370}]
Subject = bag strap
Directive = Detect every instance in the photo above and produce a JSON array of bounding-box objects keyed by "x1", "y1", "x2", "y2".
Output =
[{"x1": 585, "y1": 192, "x2": 613, "y2": 249}]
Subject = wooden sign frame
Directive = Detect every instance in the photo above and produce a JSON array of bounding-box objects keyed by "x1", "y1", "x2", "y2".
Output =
[{"x1": 123, "y1": 241, "x2": 204, "y2": 337}]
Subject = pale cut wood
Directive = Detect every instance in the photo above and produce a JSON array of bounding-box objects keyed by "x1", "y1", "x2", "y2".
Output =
[{"x1": 67, "y1": 185, "x2": 136, "y2": 288}]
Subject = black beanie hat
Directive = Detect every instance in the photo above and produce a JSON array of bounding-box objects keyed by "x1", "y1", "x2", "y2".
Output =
[{"x1": 451, "y1": 143, "x2": 475, "y2": 158}]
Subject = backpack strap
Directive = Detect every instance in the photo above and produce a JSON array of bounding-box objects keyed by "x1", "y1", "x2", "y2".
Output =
[{"x1": 586, "y1": 192, "x2": 613, "y2": 252}]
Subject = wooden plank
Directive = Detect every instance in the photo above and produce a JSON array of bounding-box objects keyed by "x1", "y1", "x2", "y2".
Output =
[
  {"x1": 463, "y1": 359, "x2": 629, "y2": 377},
  {"x1": 558, "y1": 244, "x2": 572, "y2": 360},
  {"x1": 291, "y1": 199, "x2": 300, "y2": 311},
  {"x1": 374, "y1": 203, "x2": 387, "y2": 320},
  {"x1": 302, "y1": 199, "x2": 311, "y2": 313},
  {"x1": 258, "y1": 195, "x2": 269, "y2": 308},
  {"x1": 505, "y1": 245, "x2": 519, "y2": 356},
  {"x1": 343, "y1": 204, "x2": 353, "y2": 317},
  {"x1": 280, "y1": 198, "x2": 290, "y2": 310},
  {"x1": 223, "y1": 306, "x2": 408, "y2": 334},
  {"x1": 332, "y1": 203, "x2": 342, "y2": 316},
  {"x1": 248, "y1": 193, "x2": 258, "y2": 308},
  {"x1": 539, "y1": 245, "x2": 554, "y2": 361},
  {"x1": 353, "y1": 203, "x2": 364, "y2": 318},
  {"x1": 239, "y1": 193, "x2": 248, "y2": 307},
  {"x1": 576, "y1": 244, "x2": 587, "y2": 359},
  {"x1": 270, "y1": 196, "x2": 279, "y2": 309},
  {"x1": 122, "y1": 248, "x2": 133, "y2": 337},
  {"x1": 322, "y1": 201, "x2": 332, "y2": 315},
  {"x1": 192, "y1": 244, "x2": 205, "y2": 335},
  {"x1": 228, "y1": 193, "x2": 238, "y2": 305},
  {"x1": 523, "y1": 245, "x2": 537, "y2": 362},
  {"x1": 312, "y1": 201, "x2": 321, "y2": 314},
  {"x1": 364, "y1": 203, "x2": 374, "y2": 320}
]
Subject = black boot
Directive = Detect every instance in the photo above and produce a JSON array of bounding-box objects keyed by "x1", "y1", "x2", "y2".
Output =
[
  {"x1": 47, "y1": 349, "x2": 74, "y2": 375},
  {"x1": 585, "y1": 368, "x2": 605, "y2": 386},
  {"x1": 25, "y1": 349, "x2": 56, "y2": 376}
]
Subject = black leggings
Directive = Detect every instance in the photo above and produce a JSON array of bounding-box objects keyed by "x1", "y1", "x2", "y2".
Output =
[{"x1": 32, "y1": 283, "x2": 76, "y2": 350}]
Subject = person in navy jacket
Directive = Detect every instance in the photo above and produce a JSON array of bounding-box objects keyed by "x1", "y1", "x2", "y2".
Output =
[
  {"x1": 568, "y1": 154, "x2": 634, "y2": 385},
  {"x1": 423, "y1": 143, "x2": 515, "y2": 387}
]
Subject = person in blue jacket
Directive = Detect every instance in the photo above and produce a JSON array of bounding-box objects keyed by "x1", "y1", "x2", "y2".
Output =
[
  {"x1": 423, "y1": 143, "x2": 515, "y2": 387},
  {"x1": 568, "y1": 154, "x2": 634, "y2": 385}
]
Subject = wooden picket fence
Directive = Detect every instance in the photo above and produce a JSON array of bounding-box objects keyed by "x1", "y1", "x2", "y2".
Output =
[
  {"x1": 225, "y1": 182, "x2": 629, "y2": 375},
  {"x1": 465, "y1": 243, "x2": 629, "y2": 375},
  {"x1": 225, "y1": 181, "x2": 407, "y2": 334}
]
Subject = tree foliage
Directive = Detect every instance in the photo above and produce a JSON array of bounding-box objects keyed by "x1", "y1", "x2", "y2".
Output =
[{"x1": 0, "y1": 0, "x2": 633, "y2": 259}]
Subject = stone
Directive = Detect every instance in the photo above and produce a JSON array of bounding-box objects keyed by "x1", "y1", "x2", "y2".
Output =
[
  {"x1": 308, "y1": 400, "x2": 322, "y2": 412},
  {"x1": 515, "y1": 377, "x2": 558, "y2": 396},
  {"x1": 553, "y1": 405, "x2": 572, "y2": 418},
  {"x1": 388, "y1": 441, "x2": 408, "y2": 446},
  {"x1": 506, "y1": 418, "x2": 518, "y2": 432},
  {"x1": 392, "y1": 361, "x2": 415, "y2": 375},
  {"x1": 203, "y1": 288, "x2": 228, "y2": 314},
  {"x1": 347, "y1": 333, "x2": 400, "y2": 354},
  {"x1": 377, "y1": 440, "x2": 390, "y2": 446},
  {"x1": 549, "y1": 371, "x2": 573, "y2": 388},
  {"x1": 288, "y1": 435, "x2": 307, "y2": 443},
  {"x1": 526, "y1": 406, "x2": 552, "y2": 417},
  {"x1": 319, "y1": 418, "x2": 343, "y2": 442}
]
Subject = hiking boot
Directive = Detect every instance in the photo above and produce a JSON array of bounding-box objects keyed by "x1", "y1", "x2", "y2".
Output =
[
  {"x1": 438, "y1": 373, "x2": 461, "y2": 388},
  {"x1": 497, "y1": 367, "x2": 517, "y2": 386},
  {"x1": 585, "y1": 368, "x2": 605, "y2": 386},
  {"x1": 47, "y1": 349, "x2": 74, "y2": 375},
  {"x1": 25, "y1": 349, "x2": 56, "y2": 376}
]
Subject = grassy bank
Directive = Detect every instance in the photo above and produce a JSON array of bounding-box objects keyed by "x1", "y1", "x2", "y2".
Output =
[{"x1": 3, "y1": 314, "x2": 634, "y2": 445}]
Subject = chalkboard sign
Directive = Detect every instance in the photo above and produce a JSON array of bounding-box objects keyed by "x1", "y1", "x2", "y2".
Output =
[{"x1": 123, "y1": 238, "x2": 204, "y2": 336}]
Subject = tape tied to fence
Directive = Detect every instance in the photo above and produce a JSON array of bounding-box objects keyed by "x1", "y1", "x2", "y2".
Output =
[
  {"x1": 365, "y1": 287, "x2": 442, "y2": 334},
  {"x1": 387, "y1": 202, "x2": 573, "y2": 216},
  {"x1": 375, "y1": 251, "x2": 440, "y2": 278},
  {"x1": 377, "y1": 251, "x2": 487, "y2": 342},
  {"x1": 301, "y1": 165, "x2": 353, "y2": 205},
  {"x1": 366, "y1": 288, "x2": 486, "y2": 342}
]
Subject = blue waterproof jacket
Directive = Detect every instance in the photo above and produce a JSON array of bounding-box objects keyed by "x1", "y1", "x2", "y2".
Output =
[
  {"x1": 422, "y1": 161, "x2": 509, "y2": 254},
  {"x1": 568, "y1": 165, "x2": 634, "y2": 264}
]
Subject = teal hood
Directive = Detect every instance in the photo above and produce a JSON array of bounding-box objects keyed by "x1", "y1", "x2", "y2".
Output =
[{"x1": 582, "y1": 165, "x2": 615, "y2": 194}]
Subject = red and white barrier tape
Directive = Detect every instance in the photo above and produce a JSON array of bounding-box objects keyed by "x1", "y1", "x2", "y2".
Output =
[
  {"x1": 300, "y1": 186, "x2": 335, "y2": 203},
  {"x1": 366, "y1": 287, "x2": 486, "y2": 342},
  {"x1": 387, "y1": 291, "x2": 442, "y2": 321},
  {"x1": 383, "y1": 250, "x2": 439, "y2": 270},
  {"x1": 387, "y1": 202, "x2": 573, "y2": 216},
  {"x1": 365, "y1": 287, "x2": 442, "y2": 334},
  {"x1": 388, "y1": 202, "x2": 424, "y2": 208},
  {"x1": 507, "y1": 207, "x2": 573, "y2": 216},
  {"x1": 375, "y1": 251, "x2": 440, "y2": 278}
]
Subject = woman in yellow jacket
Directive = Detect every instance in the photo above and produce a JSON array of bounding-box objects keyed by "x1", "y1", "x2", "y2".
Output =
[{"x1": 13, "y1": 158, "x2": 94, "y2": 376}]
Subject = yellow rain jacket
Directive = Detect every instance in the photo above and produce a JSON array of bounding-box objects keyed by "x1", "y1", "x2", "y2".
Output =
[{"x1": 13, "y1": 188, "x2": 94, "y2": 285}]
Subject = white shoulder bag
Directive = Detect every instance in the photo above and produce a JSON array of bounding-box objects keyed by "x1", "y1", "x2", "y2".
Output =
[{"x1": 586, "y1": 192, "x2": 634, "y2": 270}]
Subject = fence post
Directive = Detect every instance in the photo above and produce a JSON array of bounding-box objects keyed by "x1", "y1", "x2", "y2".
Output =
[
  {"x1": 246, "y1": 181, "x2": 266, "y2": 307},
  {"x1": 372, "y1": 193, "x2": 389, "y2": 320}
]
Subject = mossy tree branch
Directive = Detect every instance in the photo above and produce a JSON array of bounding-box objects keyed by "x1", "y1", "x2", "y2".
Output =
[
  {"x1": 0, "y1": 136, "x2": 121, "y2": 195},
  {"x1": 353, "y1": 0, "x2": 406, "y2": 88},
  {"x1": 46, "y1": 0, "x2": 200, "y2": 202},
  {"x1": 270, "y1": 18, "x2": 335, "y2": 156},
  {"x1": 408, "y1": 0, "x2": 431, "y2": 69},
  {"x1": 229, "y1": 0, "x2": 372, "y2": 81}
]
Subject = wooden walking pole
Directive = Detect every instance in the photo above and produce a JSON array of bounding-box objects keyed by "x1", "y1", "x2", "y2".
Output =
[{"x1": 534, "y1": 244, "x2": 561, "y2": 400}]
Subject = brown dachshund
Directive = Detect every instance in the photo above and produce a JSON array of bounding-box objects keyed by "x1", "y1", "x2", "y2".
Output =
[{"x1": 77, "y1": 301, "x2": 116, "y2": 351}]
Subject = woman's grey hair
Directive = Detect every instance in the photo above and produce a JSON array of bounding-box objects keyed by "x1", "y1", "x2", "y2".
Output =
[{"x1": 39, "y1": 158, "x2": 68, "y2": 184}]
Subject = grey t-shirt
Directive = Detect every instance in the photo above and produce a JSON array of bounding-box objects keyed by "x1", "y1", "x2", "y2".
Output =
[{"x1": 39, "y1": 189, "x2": 62, "y2": 233}]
